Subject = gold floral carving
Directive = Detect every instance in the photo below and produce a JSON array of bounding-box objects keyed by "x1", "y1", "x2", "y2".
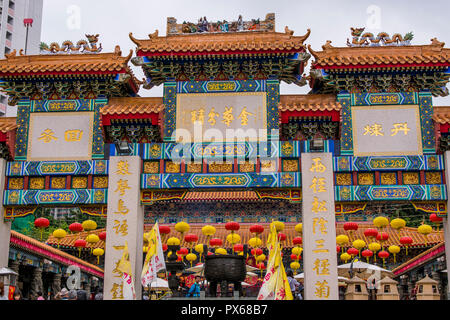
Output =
[
  {"x1": 187, "y1": 163, "x2": 202, "y2": 173},
  {"x1": 29, "y1": 177, "x2": 45, "y2": 190},
  {"x1": 72, "y1": 177, "x2": 88, "y2": 189},
  {"x1": 144, "y1": 161, "x2": 159, "y2": 174},
  {"x1": 209, "y1": 162, "x2": 233, "y2": 173},
  {"x1": 283, "y1": 160, "x2": 299, "y2": 172},
  {"x1": 380, "y1": 172, "x2": 396, "y2": 185},
  {"x1": 165, "y1": 161, "x2": 180, "y2": 173},
  {"x1": 335, "y1": 173, "x2": 352, "y2": 186},
  {"x1": 239, "y1": 161, "x2": 255, "y2": 173},
  {"x1": 426, "y1": 172, "x2": 442, "y2": 184},
  {"x1": 261, "y1": 160, "x2": 276, "y2": 172},
  {"x1": 358, "y1": 173, "x2": 374, "y2": 185},
  {"x1": 51, "y1": 177, "x2": 66, "y2": 189},
  {"x1": 8, "y1": 178, "x2": 24, "y2": 190},
  {"x1": 338, "y1": 157, "x2": 350, "y2": 170},
  {"x1": 93, "y1": 176, "x2": 108, "y2": 189},
  {"x1": 403, "y1": 172, "x2": 419, "y2": 185}
]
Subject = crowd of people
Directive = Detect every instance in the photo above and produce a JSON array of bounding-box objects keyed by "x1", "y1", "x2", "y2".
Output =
[{"x1": 0, "y1": 281, "x2": 104, "y2": 300}]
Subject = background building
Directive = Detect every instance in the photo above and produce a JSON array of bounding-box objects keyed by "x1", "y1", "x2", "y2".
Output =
[{"x1": 0, "y1": 0, "x2": 43, "y2": 116}]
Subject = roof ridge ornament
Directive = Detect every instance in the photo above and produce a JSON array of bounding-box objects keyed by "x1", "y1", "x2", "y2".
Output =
[
  {"x1": 40, "y1": 34, "x2": 103, "y2": 55},
  {"x1": 347, "y1": 27, "x2": 413, "y2": 47},
  {"x1": 166, "y1": 13, "x2": 275, "y2": 35},
  {"x1": 430, "y1": 37, "x2": 445, "y2": 49}
]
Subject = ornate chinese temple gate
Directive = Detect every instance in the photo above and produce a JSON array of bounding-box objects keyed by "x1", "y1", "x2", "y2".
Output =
[{"x1": 0, "y1": 14, "x2": 450, "y2": 300}]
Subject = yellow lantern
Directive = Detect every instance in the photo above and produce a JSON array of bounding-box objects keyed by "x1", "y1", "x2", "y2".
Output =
[
  {"x1": 175, "y1": 221, "x2": 190, "y2": 233},
  {"x1": 93, "y1": 248, "x2": 104, "y2": 264},
  {"x1": 53, "y1": 229, "x2": 67, "y2": 248},
  {"x1": 340, "y1": 252, "x2": 351, "y2": 263},
  {"x1": 143, "y1": 232, "x2": 150, "y2": 243},
  {"x1": 86, "y1": 233, "x2": 99, "y2": 244},
  {"x1": 292, "y1": 247, "x2": 303, "y2": 256},
  {"x1": 186, "y1": 253, "x2": 197, "y2": 267},
  {"x1": 271, "y1": 221, "x2": 285, "y2": 232},
  {"x1": 352, "y1": 239, "x2": 366, "y2": 258},
  {"x1": 167, "y1": 237, "x2": 181, "y2": 246},
  {"x1": 86, "y1": 233, "x2": 99, "y2": 253},
  {"x1": 248, "y1": 237, "x2": 262, "y2": 248},
  {"x1": 194, "y1": 244, "x2": 204, "y2": 254},
  {"x1": 368, "y1": 242, "x2": 381, "y2": 262},
  {"x1": 226, "y1": 233, "x2": 241, "y2": 245},
  {"x1": 388, "y1": 245, "x2": 400, "y2": 263},
  {"x1": 336, "y1": 235, "x2": 349, "y2": 253},
  {"x1": 290, "y1": 261, "x2": 300, "y2": 274},
  {"x1": 202, "y1": 225, "x2": 216, "y2": 237},
  {"x1": 194, "y1": 244, "x2": 204, "y2": 263},
  {"x1": 295, "y1": 223, "x2": 303, "y2": 234},
  {"x1": 143, "y1": 246, "x2": 148, "y2": 253},
  {"x1": 82, "y1": 220, "x2": 97, "y2": 232},
  {"x1": 256, "y1": 254, "x2": 266, "y2": 262},
  {"x1": 390, "y1": 218, "x2": 406, "y2": 233},
  {"x1": 373, "y1": 216, "x2": 389, "y2": 230},
  {"x1": 215, "y1": 248, "x2": 227, "y2": 255},
  {"x1": 418, "y1": 224, "x2": 433, "y2": 245}
]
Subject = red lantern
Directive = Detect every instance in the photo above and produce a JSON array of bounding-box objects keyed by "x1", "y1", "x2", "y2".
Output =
[
  {"x1": 69, "y1": 223, "x2": 83, "y2": 233},
  {"x1": 184, "y1": 234, "x2": 198, "y2": 243},
  {"x1": 256, "y1": 262, "x2": 266, "y2": 270},
  {"x1": 430, "y1": 214, "x2": 443, "y2": 223},
  {"x1": 34, "y1": 218, "x2": 50, "y2": 240},
  {"x1": 249, "y1": 224, "x2": 264, "y2": 234},
  {"x1": 290, "y1": 254, "x2": 301, "y2": 260},
  {"x1": 207, "y1": 252, "x2": 213, "y2": 256},
  {"x1": 159, "y1": 225, "x2": 171, "y2": 235},
  {"x1": 34, "y1": 217, "x2": 50, "y2": 228},
  {"x1": 361, "y1": 249, "x2": 373, "y2": 262},
  {"x1": 347, "y1": 247, "x2": 359, "y2": 257},
  {"x1": 225, "y1": 221, "x2": 240, "y2": 231},
  {"x1": 293, "y1": 237, "x2": 302, "y2": 246},
  {"x1": 336, "y1": 245, "x2": 341, "y2": 253},
  {"x1": 177, "y1": 247, "x2": 189, "y2": 256},
  {"x1": 209, "y1": 238, "x2": 223, "y2": 247},
  {"x1": 277, "y1": 233, "x2": 286, "y2": 241},
  {"x1": 74, "y1": 239, "x2": 87, "y2": 257},
  {"x1": 162, "y1": 244, "x2": 168, "y2": 252},
  {"x1": 233, "y1": 244, "x2": 244, "y2": 252},
  {"x1": 251, "y1": 248, "x2": 263, "y2": 256},
  {"x1": 99, "y1": 231, "x2": 106, "y2": 241},
  {"x1": 177, "y1": 255, "x2": 183, "y2": 261},
  {"x1": 364, "y1": 228, "x2": 378, "y2": 238},
  {"x1": 378, "y1": 250, "x2": 389, "y2": 264},
  {"x1": 376, "y1": 232, "x2": 389, "y2": 242},
  {"x1": 344, "y1": 222, "x2": 358, "y2": 232},
  {"x1": 400, "y1": 236, "x2": 413, "y2": 255}
]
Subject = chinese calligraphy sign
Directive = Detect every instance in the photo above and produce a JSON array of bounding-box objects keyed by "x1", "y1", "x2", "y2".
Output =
[
  {"x1": 301, "y1": 153, "x2": 338, "y2": 300},
  {"x1": 27, "y1": 112, "x2": 94, "y2": 161},
  {"x1": 351, "y1": 105, "x2": 422, "y2": 156},
  {"x1": 104, "y1": 157, "x2": 144, "y2": 300},
  {"x1": 175, "y1": 92, "x2": 267, "y2": 142}
]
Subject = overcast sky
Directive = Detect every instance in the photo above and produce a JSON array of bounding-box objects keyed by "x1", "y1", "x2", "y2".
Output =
[{"x1": 40, "y1": 0, "x2": 450, "y2": 105}]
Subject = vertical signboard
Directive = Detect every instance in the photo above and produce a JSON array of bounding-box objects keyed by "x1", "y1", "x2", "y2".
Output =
[
  {"x1": 301, "y1": 153, "x2": 339, "y2": 300},
  {"x1": 104, "y1": 156, "x2": 144, "y2": 300},
  {"x1": 443, "y1": 151, "x2": 450, "y2": 297}
]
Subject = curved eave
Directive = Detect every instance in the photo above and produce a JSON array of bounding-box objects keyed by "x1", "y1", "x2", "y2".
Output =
[
  {"x1": 312, "y1": 61, "x2": 450, "y2": 71},
  {"x1": 137, "y1": 48, "x2": 306, "y2": 58}
]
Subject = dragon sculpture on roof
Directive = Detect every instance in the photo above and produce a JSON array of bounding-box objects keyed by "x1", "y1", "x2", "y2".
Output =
[
  {"x1": 40, "y1": 34, "x2": 103, "y2": 54},
  {"x1": 347, "y1": 27, "x2": 413, "y2": 47}
]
